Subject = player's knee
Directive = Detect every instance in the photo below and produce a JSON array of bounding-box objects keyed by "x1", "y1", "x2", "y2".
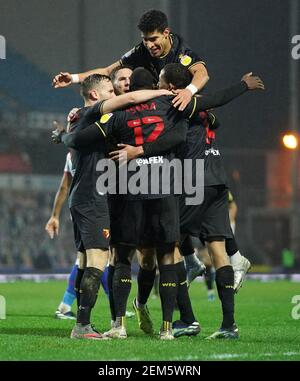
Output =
[
  {"x1": 77, "y1": 251, "x2": 86, "y2": 269},
  {"x1": 156, "y1": 244, "x2": 176, "y2": 266},
  {"x1": 86, "y1": 248, "x2": 109, "y2": 271},
  {"x1": 115, "y1": 245, "x2": 135, "y2": 266},
  {"x1": 138, "y1": 248, "x2": 156, "y2": 270}
]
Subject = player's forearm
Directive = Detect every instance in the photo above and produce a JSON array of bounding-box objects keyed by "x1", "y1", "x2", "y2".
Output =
[
  {"x1": 77, "y1": 61, "x2": 121, "y2": 83},
  {"x1": 197, "y1": 81, "x2": 248, "y2": 111},
  {"x1": 190, "y1": 64, "x2": 209, "y2": 92},
  {"x1": 101, "y1": 89, "x2": 169, "y2": 114},
  {"x1": 51, "y1": 182, "x2": 69, "y2": 218},
  {"x1": 142, "y1": 121, "x2": 187, "y2": 157},
  {"x1": 62, "y1": 124, "x2": 103, "y2": 150},
  {"x1": 77, "y1": 68, "x2": 110, "y2": 83}
]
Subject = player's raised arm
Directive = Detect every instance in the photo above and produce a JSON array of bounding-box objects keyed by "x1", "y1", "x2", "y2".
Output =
[
  {"x1": 52, "y1": 61, "x2": 121, "y2": 89},
  {"x1": 172, "y1": 63, "x2": 209, "y2": 110},
  {"x1": 182, "y1": 73, "x2": 265, "y2": 117},
  {"x1": 101, "y1": 89, "x2": 172, "y2": 114}
]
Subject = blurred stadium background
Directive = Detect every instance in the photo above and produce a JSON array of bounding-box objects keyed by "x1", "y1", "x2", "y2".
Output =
[{"x1": 0, "y1": 0, "x2": 299, "y2": 275}]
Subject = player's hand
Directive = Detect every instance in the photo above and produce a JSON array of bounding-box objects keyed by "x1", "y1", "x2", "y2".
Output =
[
  {"x1": 67, "y1": 108, "x2": 80, "y2": 123},
  {"x1": 109, "y1": 144, "x2": 144, "y2": 162},
  {"x1": 172, "y1": 88, "x2": 193, "y2": 111},
  {"x1": 158, "y1": 89, "x2": 174, "y2": 96},
  {"x1": 67, "y1": 108, "x2": 81, "y2": 132},
  {"x1": 242, "y1": 72, "x2": 265, "y2": 90},
  {"x1": 52, "y1": 72, "x2": 72, "y2": 88},
  {"x1": 51, "y1": 121, "x2": 66, "y2": 144},
  {"x1": 45, "y1": 217, "x2": 59, "y2": 239}
]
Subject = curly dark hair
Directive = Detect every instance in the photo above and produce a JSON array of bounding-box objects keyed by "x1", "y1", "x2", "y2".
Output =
[
  {"x1": 162, "y1": 63, "x2": 192, "y2": 89},
  {"x1": 80, "y1": 74, "x2": 111, "y2": 99},
  {"x1": 138, "y1": 9, "x2": 168, "y2": 33},
  {"x1": 130, "y1": 67, "x2": 156, "y2": 91}
]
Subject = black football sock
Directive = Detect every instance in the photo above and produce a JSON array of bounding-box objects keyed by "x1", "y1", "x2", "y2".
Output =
[
  {"x1": 153, "y1": 273, "x2": 160, "y2": 296},
  {"x1": 74, "y1": 268, "x2": 84, "y2": 308},
  {"x1": 77, "y1": 267, "x2": 103, "y2": 325},
  {"x1": 158, "y1": 264, "x2": 178, "y2": 323},
  {"x1": 226, "y1": 237, "x2": 239, "y2": 257},
  {"x1": 107, "y1": 264, "x2": 116, "y2": 321},
  {"x1": 179, "y1": 235, "x2": 194, "y2": 257},
  {"x1": 205, "y1": 266, "x2": 215, "y2": 290},
  {"x1": 113, "y1": 263, "x2": 132, "y2": 319},
  {"x1": 137, "y1": 266, "x2": 156, "y2": 305},
  {"x1": 175, "y1": 262, "x2": 196, "y2": 324},
  {"x1": 215, "y1": 266, "x2": 235, "y2": 329}
]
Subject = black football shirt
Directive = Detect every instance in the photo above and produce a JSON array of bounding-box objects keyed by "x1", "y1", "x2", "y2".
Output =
[{"x1": 121, "y1": 33, "x2": 205, "y2": 81}]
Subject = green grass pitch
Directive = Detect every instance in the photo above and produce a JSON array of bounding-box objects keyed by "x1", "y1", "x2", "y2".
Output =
[{"x1": 0, "y1": 280, "x2": 299, "y2": 361}]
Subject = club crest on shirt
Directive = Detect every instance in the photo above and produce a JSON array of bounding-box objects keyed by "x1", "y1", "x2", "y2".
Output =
[
  {"x1": 100, "y1": 113, "x2": 113, "y2": 124},
  {"x1": 180, "y1": 55, "x2": 192, "y2": 66}
]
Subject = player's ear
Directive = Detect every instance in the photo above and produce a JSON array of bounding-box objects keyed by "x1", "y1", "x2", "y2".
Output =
[
  {"x1": 89, "y1": 89, "x2": 99, "y2": 101},
  {"x1": 169, "y1": 82, "x2": 176, "y2": 91},
  {"x1": 163, "y1": 28, "x2": 170, "y2": 38}
]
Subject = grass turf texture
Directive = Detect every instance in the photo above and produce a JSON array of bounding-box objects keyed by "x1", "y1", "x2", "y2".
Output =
[{"x1": 0, "y1": 280, "x2": 299, "y2": 361}]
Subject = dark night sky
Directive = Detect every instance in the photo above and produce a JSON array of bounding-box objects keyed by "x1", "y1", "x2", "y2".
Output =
[{"x1": 170, "y1": 0, "x2": 292, "y2": 150}]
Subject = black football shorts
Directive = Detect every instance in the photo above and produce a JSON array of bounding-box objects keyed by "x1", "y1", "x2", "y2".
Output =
[
  {"x1": 109, "y1": 195, "x2": 180, "y2": 247},
  {"x1": 180, "y1": 185, "x2": 232, "y2": 241},
  {"x1": 70, "y1": 201, "x2": 110, "y2": 252}
]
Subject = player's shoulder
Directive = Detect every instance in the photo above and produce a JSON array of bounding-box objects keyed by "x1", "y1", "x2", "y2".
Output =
[
  {"x1": 156, "y1": 94, "x2": 174, "y2": 103},
  {"x1": 98, "y1": 110, "x2": 125, "y2": 127},
  {"x1": 153, "y1": 95, "x2": 175, "y2": 110},
  {"x1": 172, "y1": 33, "x2": 204, "y2": 66},
  {"x1": 173, "y1": 33, "x2": 192, "y2": 53},
  {"x1": 122, "y1": 42, "x2": 145, "y2": 58},
  {"x1": 99, "y1": 112, "x2": 116, "y2": 124}
]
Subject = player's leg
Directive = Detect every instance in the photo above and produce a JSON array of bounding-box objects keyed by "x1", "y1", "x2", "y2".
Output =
[
  {"x1": 226, "y1": 235, "x2": 251, "y2": 293},
  {"x1": 70, "y1": 202, "x2": 110, "y2": 340},
  {"x1": 55, "y1": 260, "x2": 78, "y2": 319},
  {"x1": 77, "y1": 247, "x2": 109, "y2": 326},
  {"x1": 157, "y1": 243, "x2": 178, "y2": 340},
  {"x1": 104, "y1": 244, "x2": 136, "y2": 339},
  {"x1": 106, "y1": 248, "x2": 117, "y2": 325},
  {"x1": 132, "y1": 248, "x2": 156, "y2": 334},
  {"x1": 172, "y1": 247, "x2": 201, "y2": 337},
  {"x1": 136, "y1": 249, "x2": 156, "y2": 307},
  {"x1": 196, "y1": 243, "x2": 216, "y2": 301},
  {"x1": 104, "y1": 198, "x2": 143, "y2": 338},
  {"x1": 179, "y1": 235, "x2": 206, "y2": 285},
  {"x1": 152, "y1": 267, "x2": 160, "y2": 298},
  {"x1": 194, "y1": 186, "x2": 238, "y2": 339},
  {"x1": 205, "y1": 239, "x2": 238, "y2": 339}
]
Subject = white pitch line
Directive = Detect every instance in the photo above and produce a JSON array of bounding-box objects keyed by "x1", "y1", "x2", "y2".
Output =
[
  {"x1": 109, "y1": 352, "x2": 300, "y2": 361},
  {"x1": 207, "y1": 352, "x2": 300, "y2": 360}
]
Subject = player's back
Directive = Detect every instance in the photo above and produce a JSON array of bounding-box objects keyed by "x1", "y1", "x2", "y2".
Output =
[
  {"x1": 68, "y1": 104, "x2": 107, "y2": 207},
  {"x1": 184, "y1": 111, "x2": 227, "y2": 187},
  {"x1": 112, "y1": 95, "x2": 180, "y2": 148},
  {"x1": 104, "y1": 95, "x2": 187, "y2": 200}
]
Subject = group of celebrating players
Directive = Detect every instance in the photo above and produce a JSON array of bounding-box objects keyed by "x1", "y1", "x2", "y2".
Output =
[{"x1": 47, "y1": 9, "x2": 264, "y2": 340}]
